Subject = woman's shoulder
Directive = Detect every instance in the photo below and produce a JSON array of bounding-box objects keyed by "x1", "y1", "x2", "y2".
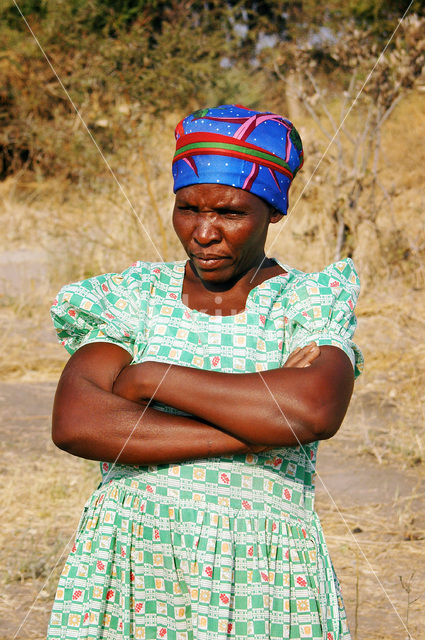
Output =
[
  {"x1": 56, "y1": 260, "x2": 185, "y2": 295},
  {"x1": 50, "y1": 260, "x2": 185, "y2": 356},
  {"x1": 276, "y1": 258, "x2": 363, "y2": 378},
  {"x1": 52, "y1": 260, "x2": 185, "y2": 321},
  {"x1": 279, "y1": 258, "x2": 360, "y2": 300}
]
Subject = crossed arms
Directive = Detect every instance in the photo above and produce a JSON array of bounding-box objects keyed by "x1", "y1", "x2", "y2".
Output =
[{"x1": 52, "y1": 341, "x2": 354, "y2": 465}]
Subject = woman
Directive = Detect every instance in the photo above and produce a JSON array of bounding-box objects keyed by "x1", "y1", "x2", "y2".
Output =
[{"x1": 48, "y1": 104, "x2": 363, "y2": 640}]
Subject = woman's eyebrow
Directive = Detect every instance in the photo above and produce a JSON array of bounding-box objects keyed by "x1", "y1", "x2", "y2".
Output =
[
  {"x1": 215, "y1": 206, "x2": 246, "y2": 213},
  {"x1": 176, "y1": 201, "x2": 198, "y2": 208}
]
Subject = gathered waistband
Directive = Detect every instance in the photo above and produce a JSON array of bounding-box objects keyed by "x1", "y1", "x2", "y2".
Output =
[{"x1": 98, "y1": 463, "x2": 315, "y2": 525}]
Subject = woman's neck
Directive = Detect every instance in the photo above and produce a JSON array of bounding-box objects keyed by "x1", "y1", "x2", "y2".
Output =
[{"x1": 182, "y1": 257, "x2": 286, "y2": 316}]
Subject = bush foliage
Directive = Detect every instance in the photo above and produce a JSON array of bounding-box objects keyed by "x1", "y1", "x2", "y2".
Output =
[{"x1": 1, "y1": 0, "x2": 424, "y2": 182}]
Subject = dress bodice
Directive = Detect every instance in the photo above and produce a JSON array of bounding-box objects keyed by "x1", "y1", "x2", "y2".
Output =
[{"x1": 51, "y1": 259, "x2": 363, "y2": 521}]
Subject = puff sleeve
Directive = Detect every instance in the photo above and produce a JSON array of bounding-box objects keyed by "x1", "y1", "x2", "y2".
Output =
[
  {"x1": 284, "y1": 259, "x2": 364, "y2": 378},
  {"x1": 50, "y1": 263, "x2": 148, "y2": 358}
]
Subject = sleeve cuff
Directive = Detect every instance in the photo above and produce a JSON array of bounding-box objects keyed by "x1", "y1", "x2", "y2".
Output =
[
  {"x1": 61, "y1": 327, "x2": 135, "y2": 358},
  {"x1": 287, "y1": 330, "x2": 363, "y2": 378}
]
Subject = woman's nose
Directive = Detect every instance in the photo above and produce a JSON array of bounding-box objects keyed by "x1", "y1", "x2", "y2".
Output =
[{"x1": 193, "y1": 215, "x2": 221, "y2": 245}]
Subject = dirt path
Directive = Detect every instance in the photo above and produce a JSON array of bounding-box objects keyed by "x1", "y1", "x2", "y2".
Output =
[{"x1": 1, "y1": 382, "x2": 424, "y2": 640}]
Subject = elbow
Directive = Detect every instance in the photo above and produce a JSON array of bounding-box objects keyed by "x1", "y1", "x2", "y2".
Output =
[
  {"x1": 52, "y1": 417, "x2": 77, "y2": 453},
  {"x1": 305, "y1": 397, "x2": 348, "y2": 441},
  {"x1": 52, "y1": 407, "x2": 89, "y2": 455}
]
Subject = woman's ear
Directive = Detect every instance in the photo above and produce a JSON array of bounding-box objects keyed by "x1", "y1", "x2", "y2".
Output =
[{"x1": 269, "y1": 207, "x2": 284, "y2": 224}]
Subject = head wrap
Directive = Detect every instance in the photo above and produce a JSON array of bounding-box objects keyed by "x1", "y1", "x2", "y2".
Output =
[{"x1": 172, "y1": 104, "x2": 303, "y2": 215}]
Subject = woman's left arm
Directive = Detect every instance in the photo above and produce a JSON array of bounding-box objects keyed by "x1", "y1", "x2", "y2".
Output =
[{"x1": 113, "y1": 345, "x2": 354, "y2": 447}]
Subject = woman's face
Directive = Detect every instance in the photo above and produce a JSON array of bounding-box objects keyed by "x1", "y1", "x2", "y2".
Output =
[{"x1": 173, "y1": 184, "x2": 282, "y2": 284}]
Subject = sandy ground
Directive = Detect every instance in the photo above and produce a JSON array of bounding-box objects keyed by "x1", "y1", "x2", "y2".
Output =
[{"x1": 1, "y1": 380, "x2": 424, "y2": 640}]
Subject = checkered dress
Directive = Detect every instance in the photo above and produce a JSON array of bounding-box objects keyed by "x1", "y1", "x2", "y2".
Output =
[{"x1": 48, "y1": 259, "x2": 363, "y2": 640}]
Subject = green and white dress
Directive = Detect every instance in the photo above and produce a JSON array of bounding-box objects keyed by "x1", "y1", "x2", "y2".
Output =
[{"x1": 48, "y1": 258, "x2": 363, "y2": 640}]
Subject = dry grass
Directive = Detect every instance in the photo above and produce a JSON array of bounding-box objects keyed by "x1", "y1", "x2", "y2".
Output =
[
  {"x1": 316, "y1": 496, "x2": 425, "y2": 640},
  {"x1": 0, "y1": 416, "x2": 99, "y2": 639}
]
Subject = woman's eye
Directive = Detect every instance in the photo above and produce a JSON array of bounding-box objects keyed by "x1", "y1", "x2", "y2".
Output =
[
  {"x1": 177, "y1": 206, "x2": 196, "y2": 213},
  {"x1": 222, "y1": 211, "x2": 246, "y2": 218}
]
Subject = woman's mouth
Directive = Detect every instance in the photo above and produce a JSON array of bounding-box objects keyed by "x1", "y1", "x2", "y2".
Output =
[{"x1": 192, "y1": 255, "x2": 229, "y2": 269}]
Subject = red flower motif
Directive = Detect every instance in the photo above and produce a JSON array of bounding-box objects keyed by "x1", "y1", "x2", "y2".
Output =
[
  {"x1": 330, "y1": 280, "x2": 340, "y2": 288},
  {"x1": 296, "y1": 576, "x2": 307, "y2": 587},
  {"x1": 241, "y1": 500, "x2": 252, "y2": 510},
  {"x1": 302, "y1": 310, "x2": 309, "y2": 317},
  {"x1": 83, "y1": 613, "x2": 89, "y2": 623},
  {"x1": 227, "y1": 623, "x2": 233, "y2": 634},
  {"x1": 68, "y1": 309, "x2": 76, "y2": 317},
  {"x1": 272, "y1": 522, "x2": 277, "y2": 532},
  {"x1": 284, "y1": 488, "x2": 291, "y2": 500},
  {"x1": 310, "y1": 449, "x2": 314, "y2": 459},
  {"x1": 121, "y1": 548, "x2": 126, "y2": 557},
  {"x1": 106, "y1": 589, "x2": 114, "y2": 600},
  {"x1": 146, "y1": 485, "x2": 153, "y2": 493},
  {"x1": 135, "y1": 602, "x2": 143, "y2": 613},
  {"x1": 273, "y1": 457, "x2": 283, "y2": 467},
  {"x1": 154, "y1": 529, "x2": 160, "y2": 540},
  {"x1": 52, "y1": 298, "x2": 58, "y2": 306},
  {"x1": 97, "y1": 560, "x2": 105, "y2": 571},
  {"x1": 102, "y1": 283, "x2": 109, "y2": 292},
  {"x1": 130, "y1": 571, "x2": 135, "y2": 582},
  {"x1": 153, "y1": 268, "x2": 160, "y2": 275},
  {"x1": 301, "y1": 528, "x2": 307, "y2": 538},
  {"x1": 102, "y1": 462, "x2": 109, "y2": 472},
  {"x1": 205, "y1": 566, "x2": 213, "y2": 577},
  {"x1": 278, "y1": 340, "x2": 283, "y2": 350},
  {"x1": 260, "y1": 571, "x2": 269, "y2": 582},
  {"x1": 72, "y1": 589, "x2": 82, "y2": 600},
  {"x1": 71, "y1": 543, "x2": 77, "y2": 553},
  {"x1": 247, "y1": 546, "x2": 253, "y2": 557},
  {"x1": 259, "y1": 314, "x2": 266, "y2": 325},
  {"x1": 285, "y1": 549, "x2": 289, "y2": 559},
  {"x1": 211, "y1": 356, "x2": 220, "y2": 367},
  {"x1": 327, "y1": 634, "x2": 334, "y2": 640},
  {"x1": 220, "y1": 473, "x2": 230, "y2": 484},
  {"x1": 169, "y1": 293, "x2": 177, "y2": 299},
  {"x1": 184, "y1": 310, "x2": 191, "y2": 319},
  {"x1": 159, "y1": 628, "x2": 167, "y2": 637},
  {"x1": 220, "y1": 593, "x2": 229, "y2": 604}
]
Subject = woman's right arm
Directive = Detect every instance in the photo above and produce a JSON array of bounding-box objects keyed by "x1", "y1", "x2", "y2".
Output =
[{"x1": 52, "y1": 342, "x2": 260, "y2": 465}]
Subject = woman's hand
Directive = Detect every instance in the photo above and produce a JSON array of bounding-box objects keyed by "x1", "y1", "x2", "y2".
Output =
[{"x1": 283, "y1": 342, "x2": 320, "y2": 368}]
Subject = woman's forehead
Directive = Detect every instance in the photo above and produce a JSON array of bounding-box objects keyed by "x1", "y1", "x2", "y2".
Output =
[{"x1": 175, "y1": 184, "x2": 270, "y2": 210}]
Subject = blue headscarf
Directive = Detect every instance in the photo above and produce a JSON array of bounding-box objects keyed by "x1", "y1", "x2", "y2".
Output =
[{"x1": 172, "y1": 104, "x2": 303, "y2": 215}]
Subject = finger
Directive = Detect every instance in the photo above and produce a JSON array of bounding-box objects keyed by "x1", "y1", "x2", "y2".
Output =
[
  {"x1": 298, "y1": 347, "x2": 320, "y2": 365},
  {"x1": 287, "y1": 344, "x2": 320, "y2": 368}
]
